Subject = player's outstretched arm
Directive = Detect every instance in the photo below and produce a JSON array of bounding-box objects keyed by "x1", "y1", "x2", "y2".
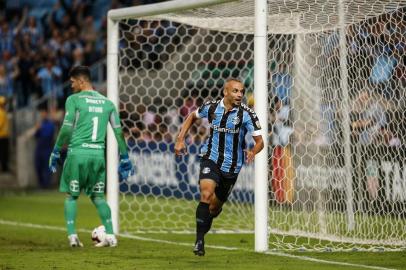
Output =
[{"x1": 175, "y1": 111, "x2": 198, "y2": 156}]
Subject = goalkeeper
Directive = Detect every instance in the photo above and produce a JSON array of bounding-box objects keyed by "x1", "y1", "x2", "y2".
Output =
[
  {"x1": 49, "y1": 66, "x2": 134, "y2": 247},
  {"x1": 175, "y1": 79, "x2": 264, "y2": 256}
]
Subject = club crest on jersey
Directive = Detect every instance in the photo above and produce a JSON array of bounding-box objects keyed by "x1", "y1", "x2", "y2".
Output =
[
  {"x1": 202, "y1": 167, "x2": 211, "y2": 174},
  {"x1": 232, "y1": 116, "x2": 240, "y2": 125}
]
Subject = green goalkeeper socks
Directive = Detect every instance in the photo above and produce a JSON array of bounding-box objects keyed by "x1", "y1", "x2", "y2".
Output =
[
  {"x1": 91, "y1": 196, "x2": 114, "y2": 234},
  {"x1": 64, "y1": 196, "x2": 78, "y2": 235}
]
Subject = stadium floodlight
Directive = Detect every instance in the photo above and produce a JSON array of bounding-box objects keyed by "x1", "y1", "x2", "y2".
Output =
[{"x1": 108, "y1": 0, "x2": 406, "y2": 251}]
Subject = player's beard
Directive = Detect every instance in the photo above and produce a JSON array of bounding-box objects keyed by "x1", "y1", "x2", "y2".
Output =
[{"x1": 233, "y1": 99, "x2": 242, "y2": 107}]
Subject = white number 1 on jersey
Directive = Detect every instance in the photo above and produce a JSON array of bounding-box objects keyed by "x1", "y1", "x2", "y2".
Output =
[{"x1": 92, "y1": 116, "x2": 99, "y2": 142}]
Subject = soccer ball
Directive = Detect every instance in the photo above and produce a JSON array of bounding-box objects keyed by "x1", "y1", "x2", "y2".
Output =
[{"x1": 91, "y1": 225, "x2": 106, "y2": 243}]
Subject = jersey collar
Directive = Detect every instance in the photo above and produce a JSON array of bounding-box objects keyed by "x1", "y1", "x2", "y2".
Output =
[{"x1": 220, "y1": 98, "x2": 239, "y2": 112}]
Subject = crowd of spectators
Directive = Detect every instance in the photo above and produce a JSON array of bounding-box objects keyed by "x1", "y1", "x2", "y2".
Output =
[
  {"x1": 119, "y1": 9, "x2": 405, "y2": 150},
  {"x1": 121, "y1": 91, "x2": 209, "y2": 149},
  {"x1": 321, "y1": 8, "x2": 406, "y2": 148},
  {"x1": 0, "y1": 0, "x2": 169, "y2": 111},
  {"x1": 347, "y1": 8, "x2": 405, "y2": 98},
  {"x1": 120, "y1": 18, "x2": 182, "y2": 71},
  {"x1": 0, "y1": 0, "x2": 171, "y2": 184},
  {"x1": 1, "y1": 1, "x2": 404, "y2": 182}
]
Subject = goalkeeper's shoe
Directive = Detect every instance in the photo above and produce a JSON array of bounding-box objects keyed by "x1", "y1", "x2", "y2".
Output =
[
  {"x1": 193, "y1": 240, "x2": 205, "y2": 256},
  {"x1": 68, "y1": 234, "x2": 84, "y2": 248},
  {"x1": 95, "y1": 234, "x2": 118, "y2": 247}
]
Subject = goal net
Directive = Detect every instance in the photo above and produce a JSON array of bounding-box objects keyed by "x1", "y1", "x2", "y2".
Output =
[{"x1": 108, "y1": 0, "x2": 406, "y2": 251}]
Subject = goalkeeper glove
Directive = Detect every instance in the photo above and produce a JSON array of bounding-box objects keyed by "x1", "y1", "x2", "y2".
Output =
[
  {"x1": 49, "y1": 147, "x2": 61, "y2": 173},
  {"x1": 118, "y1": 153, "x2": 134, "y2": 181}
]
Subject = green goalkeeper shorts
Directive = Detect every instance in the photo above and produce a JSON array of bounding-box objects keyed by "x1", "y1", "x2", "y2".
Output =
[{"x1": 60, "y1": 151, "x2": 106, "y2": 197}]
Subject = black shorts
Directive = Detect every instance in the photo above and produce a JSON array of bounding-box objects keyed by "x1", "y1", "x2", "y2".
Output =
[{"x1": 199, "y1": 158, "x2": 239, "y2": 202}]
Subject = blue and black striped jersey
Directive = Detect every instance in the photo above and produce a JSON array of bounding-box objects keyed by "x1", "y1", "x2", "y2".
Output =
[{"x1": 196, "y1": 99, "x2": 262, "y2": 174}]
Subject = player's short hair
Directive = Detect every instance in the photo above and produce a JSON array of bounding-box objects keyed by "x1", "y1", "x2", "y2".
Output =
[
  {"x1": 225, "y1": 78, "x2": 243, "y2": 85},
  {"x1": 69, "y1": 66, "x2": 91, "y2": 81}
]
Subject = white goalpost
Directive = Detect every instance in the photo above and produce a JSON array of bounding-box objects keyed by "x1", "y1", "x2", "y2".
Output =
[
  {"x1": 107, "y1": 0, "x2": 406, "y2": 251},
  {"x1": 253, "y1": 0, "x2": 269, "y2": 252}
]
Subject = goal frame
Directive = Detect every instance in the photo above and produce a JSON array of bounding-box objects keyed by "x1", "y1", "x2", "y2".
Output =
[{"x1": 106, "y1": 0, "x2": 269, "y2": 252}]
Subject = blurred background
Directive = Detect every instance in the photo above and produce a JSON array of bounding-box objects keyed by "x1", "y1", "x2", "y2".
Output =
[
  {"x1": 0, "y1": 0, "x2": 405, "y2": 202},
  {"x1": 0, "y1": 0, "x2": 170, "y2": 190}
]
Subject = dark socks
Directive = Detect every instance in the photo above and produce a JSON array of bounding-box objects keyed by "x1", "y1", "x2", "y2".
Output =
[{"x1": 196, "y1": 202, "x2": 211, "y2": 241}]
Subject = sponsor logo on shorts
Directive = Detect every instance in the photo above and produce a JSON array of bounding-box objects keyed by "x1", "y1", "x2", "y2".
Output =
[
  {"x1": 70, "y1": 180, "x2": 80, "y2": 192},
  {"x1": 202, "y1": 167, "x2": 211, "y2": 174},
  {"x1": 93, "y1": 182, "x2": 105, "y2": 193}
]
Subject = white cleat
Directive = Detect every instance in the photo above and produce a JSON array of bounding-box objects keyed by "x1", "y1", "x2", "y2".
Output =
[
  {"x1": 95, "y1": 234, "x2": 118, "y2": 247},
  {"x1": 68, "y1": 234, "x2": 84, "y2": 247}
]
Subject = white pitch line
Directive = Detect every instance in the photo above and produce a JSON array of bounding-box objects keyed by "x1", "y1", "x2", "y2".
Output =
[
  {"x1": 263, "y1": 250, "x2": 397, "y2": 270},
  {"x1": 0, "y1": 219, "x2": 397, "y2": 270}
]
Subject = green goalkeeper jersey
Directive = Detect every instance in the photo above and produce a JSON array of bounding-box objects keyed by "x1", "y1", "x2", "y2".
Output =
[{"x1": 55, "y1": 90, "x2": 128, "y2": 155}]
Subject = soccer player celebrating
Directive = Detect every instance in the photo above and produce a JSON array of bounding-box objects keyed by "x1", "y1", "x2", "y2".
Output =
[
  {"x1": 49, "y1": 66, "x2": 133, "y2": 247},
  {"x1": 175, "y1": 79, "x2": 264, "y2": 256}
]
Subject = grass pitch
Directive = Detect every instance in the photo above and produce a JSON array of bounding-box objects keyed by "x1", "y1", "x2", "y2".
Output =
[{"x1": 0, "y1": 191, "x2": 405, "y2": 270}]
